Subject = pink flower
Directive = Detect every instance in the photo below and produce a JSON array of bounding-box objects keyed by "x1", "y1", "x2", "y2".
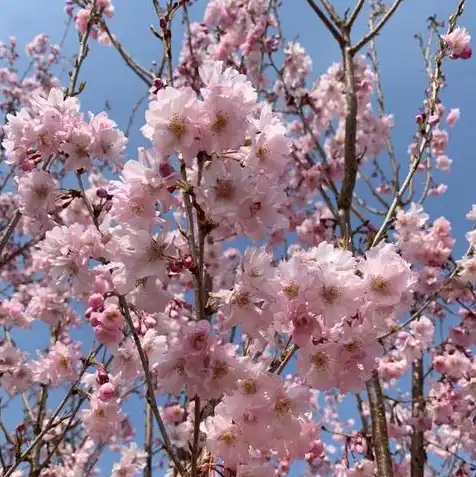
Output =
[
  {"x1": 0, "y1": 342, "x2": 31, "y2": 396},
  {"x1": 246, "y1": 104, "x2": 290, "y2": 175},
  {"x1": 111, "y1": 444, "x2": 147, "y2": 477},
  {"x1": 36, "y1": 224, "x2": 95, "y2": 294},
  {"x1": 107, "y1": 227, "x2": 175, "y2": 293},
  {"x1": 75, "y1": 9, "x2": 90, "y2": 35},
  {"x1": 446, "y1": 108, "x2": 460, "y2": 127},
  {"x1": 142, "y1": 86, "x2": 201, "y2": 160},
  {"x1": 109, "y1": 180, "x2": 160, "y2": 231},
  {"x1": 30, "y1": 341, "x2": 82, "y2": 386},
  {"x1": 442, "y1": 27, "x2": 472, "y2": 59},
  {"x1": 435, "y1": 155, "x2": 453, "y2": 172},
  {"x1": 199, "y1": 60, "x2": 257, "y2": 153},
  {"x1": 89, "y1": 112, "x2": 127, "y2": 163},
  {"x1": 466, "y1": 204, "x2": 476, "y2": 220},
  {"x1": 89, "y1": 304, "x2": 125, "y2": 346},
  {"x1": 61, "y1": 126, "x2": 93, "y2": 171},
  {"x1": 306, "y1": 261, "x2": 364, "y2": 327},
  {"x1": 202, "y1": 411, "x2": 249, "y2": 468},
  {"x1": 297, "y1": 341, "x2": 339, "y2": 390},
  {"x1": 81, "y1": 396, "x2": 124, "y2": 443},
  {"x1": 359, "y1": 241, "x2": 415, "y2": 308},
  {"x1": 17, "y1": 169, "x2": 57, "y2": 220}
]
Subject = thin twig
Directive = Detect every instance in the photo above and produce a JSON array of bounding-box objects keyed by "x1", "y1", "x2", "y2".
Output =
[
  {"x1": 352, "y1": 0, "x2": 405, "y2": 53},
  {"x1": 99, "y1": 20, "x2": 153, "y2": 86},
  {"x1": 67, "y1": 13, "x2": 94, "y2": 96},
  {"x1": 305, "y1": 0, "x2": 344, "y2": 45},
  {"x1": 3, "y1": 350, "x2": 98, "y2": 477},
  {"x1": 346, "y1": 0, "x2": 365, "y2": 28},
  {"x1": 119, "y1": 296, "x2": 186, "y2": 477},
  {"x1": 0, "y1": 210, "x2": 21, "y2": 260}
]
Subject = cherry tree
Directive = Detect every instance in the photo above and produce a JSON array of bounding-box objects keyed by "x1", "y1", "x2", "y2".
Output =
[{"x1": 0, "y1": 0, "x2": 474, "y2": 476}]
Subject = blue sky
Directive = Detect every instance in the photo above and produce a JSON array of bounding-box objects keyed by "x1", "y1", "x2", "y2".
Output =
[
  {"x1": 2, "y1": 0, "x2": 474, "y2": 253},
  {"x1": 1, "y1": 0, "x2": 476, "y2": 475}
]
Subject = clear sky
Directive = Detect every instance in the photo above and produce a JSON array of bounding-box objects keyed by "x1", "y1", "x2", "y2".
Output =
[
  {"x1": 2, "y1": 0, "x2": 474, "y2": 252},
  {"x1": 1, "y1": 0, "x2": 475, "y2": 475}
]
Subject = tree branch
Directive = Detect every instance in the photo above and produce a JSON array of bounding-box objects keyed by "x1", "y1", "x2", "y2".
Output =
[
  {"x1": 305, "y1": 0, "x2": 344, "y2": 45},
  {"x1": 338, "y1": 38, "x2": 358, "y2": 242},
  {"x1": 351, "y1": 0, "x2": 405, "y2": 53},
  {"x1": 118, "y1": 295, "x2": 186, "y2": 476},
  {"x1": 411, "y1": 357, "x2": 425, "y2": 477},
  {"x1": 346, "y1": 0, "x2": 365, "y2": 28},
  {"x1": 366, "y1": 370, "x2": 393, "y2": 477},
  {"x1": 144, "y1": 404, "x2": 153, "y2": 477}
]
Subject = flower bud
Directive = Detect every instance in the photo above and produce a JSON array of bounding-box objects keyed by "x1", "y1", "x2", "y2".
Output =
[
  {"x1": 96, "y1": 188, "x2": 109, "y2": 199},
  {"x1": 88, "y1": 293, "x2": 104, "y2": 311},
  {"x1": 159, "y1": 161, "x2": 174, "y2": 178},
  {"x1": 99, "y1": 382, "x2": 116, "y2": 401},
  {"x1": 96, "y1": 365, "x2": 109, "y2": 385}
]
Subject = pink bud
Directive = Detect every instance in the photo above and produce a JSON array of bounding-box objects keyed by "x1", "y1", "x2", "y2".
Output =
[
  {"x1": 89, "y1": 312, "x2": 101, "y2": 327},
  {"x1": 428, "y1": 114, "x2": 440, "y2": 126},
  {"x1": 460, "y1": 47, "x2": 472, "y2": 59},
  {"x1": 19, "y1": 161, "x2": 34, "y2": 172},
  {"x1": 152, "y1": 77, "x2": 165, "y2": 93},
  {"x1": 99, "y1": 382, "x2": 116, "y2": 401},
  {"x1": 96, "y1": 365, "x2": 109, "y2": 385},
  {"x1": 88, "y1": 293, "x2": 104, "y2": 311},
  {"x1": 415, "y1": 109, "x2": 424, "y2": 122},
  {"x1": 96, "y1": 188, "x2": 108, "y2": 199},
  {"x1": 159, "y1": 161, "x2": 174, "y2": 178},
  {"x1": 169, "y1": 261, "x2": 183, "y2": 273},
  {"x1": 182, "y1": 254, "x2": 195, "y2": 269}
]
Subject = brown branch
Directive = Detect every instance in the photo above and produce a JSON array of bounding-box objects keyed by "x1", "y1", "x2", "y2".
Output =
[
  {"x1": 411, "y1": 357, "x2": 425, "y2": 477},
  {"x1": 338, "y1": 35, "x2": 358, "y2": 244},
  {"x1": 190, "y1": 397, "x2": 201, "y2": 477},
  {"x1": 371, "y1": 0, "x2": 467, "y2": 247},
  {"x1": 3, "y1": 349, "x2": 99, "y2": 477},
  {"x1": 346, "y1": 0, "x2": 365, "y2": 28},
  {"x1": 366, "y1": 370, "x2": 393, "y2": 477},
  {"x1": 268, "y1": 344, "x2": 299, "y2": 374},
  {"x1": 99, "y1": 20, "x2": 153, "y2": 86},
  {"x1": 119, "y1": 296, "x2": 186, "y2": 476},
  {"x1": 305, "y1": 0, "x2": 344, "y2": 46},
  {"x1": 318, "y1": 0, "x2": 343, "y2": 26},
  {"x1": 144, "y1": 404, "x2": 153, "y2": 477},
  {"x1": 0, "y1": 210, "x2": 21, "y2": 260},
  {"x1": 352, "y1": 0, "x2": 405, "y2": 53},
  {"x1": 67, "y1": 12, "x2": 94, "y2": 97}
]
